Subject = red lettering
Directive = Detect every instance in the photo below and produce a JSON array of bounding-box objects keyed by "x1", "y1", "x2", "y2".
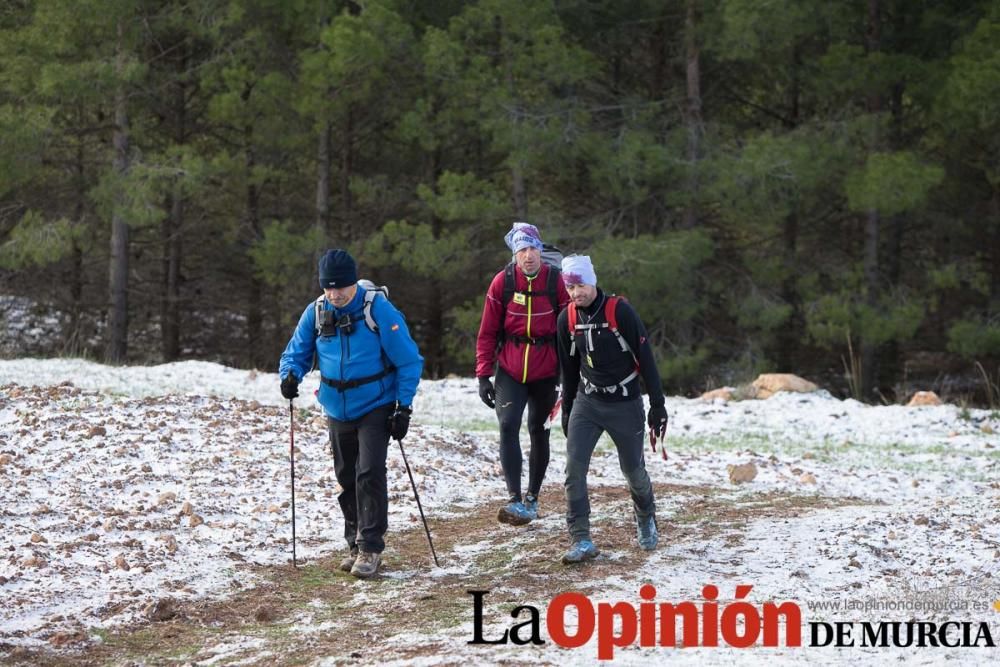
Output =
[
  {"x1": 547, "y1": 592, "x2": 594, "y2": 648},
  {"x1": 762, "y1": 601, "x2": 801, "y2": 647},
  {"x1": 702, "y1": 584, "x2": 719, "y2": 647},
  {"x1": 639, "y1": 584, "x2": 656, "y2": 646},
  {"x1": 660, "y1": 602, "x2": 699, "y2": 647},
  {"x1": 597, "y1": 602, "x2": 637, "y2": 660}
]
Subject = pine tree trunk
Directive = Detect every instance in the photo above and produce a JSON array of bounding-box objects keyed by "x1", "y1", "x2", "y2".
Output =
[
  {"x1": 106, "y1": 20, "x2": 130, "y2": 365},
  {"x1": 161, "y1": 192, "x2": 182, "y2": 361},
  {"x1": 682, "y1": 0, "x2": 702, "y2": 230},
  {"x1": 776, "y1": 48, "x2": 802, "y2": 371},
  {"x1": 879, "y1": 83, "x2": 907, "y2": 397},
  {"x1": 340, "y1": 109, "x2": 354, "y2": 237},
  {"x1": 316, "y1": 119, "x2": 331, "y2": 249},
  {"x1": 991, "y1": 192, "x2": 1000, "y2": 304},
  {"x1": 861, "y1": 0, "x2": 882, "y2": 400},
  {"x1": 65, "y1": 132, "x2": 86, "y2": 355},
  {"x1": 161, "y1": 49, "x2": 187, "y2": 362},
  {"x1": 777, "y1": 211, "x2": 800, "y2": 370},
  {"x1": 245, "y1": 130, "x2": 264, "y2": 368}
]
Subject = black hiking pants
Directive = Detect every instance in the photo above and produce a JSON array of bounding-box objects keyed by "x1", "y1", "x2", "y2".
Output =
[
  {"x1": 327, "y1": 402, "x2": 394, "y2": 554},
  {"x1": 494, "y1": 368, "x2": 558, "y2": 502},
  {"x1": 564, "y1": 393, "x2": 656, "y2": 541}
]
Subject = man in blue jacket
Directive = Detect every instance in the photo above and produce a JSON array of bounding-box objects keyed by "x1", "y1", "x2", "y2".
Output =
[{"x1": 279, "y1": 249, "x2": 423, "y2": 579}]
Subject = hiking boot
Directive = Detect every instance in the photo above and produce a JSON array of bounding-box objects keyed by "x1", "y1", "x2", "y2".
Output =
[
  {"x1": 497, "y1": 500, "x2": 532, "y2": 526},
  {"x1": 338, "y1": 548, "x2": 358, "y2": 572},
  {"x1": 523, "y1": 493, "x2": 539, "y2": 521},
  {"x1": 350, "y1": 550, "x2": 381, "y2": 579},
  {"x1": 636, "y1": 515, "x2": 658, "y2": 550},
  {"x1": 561, "y1": 539, "x2": 599, "y2": 564}
]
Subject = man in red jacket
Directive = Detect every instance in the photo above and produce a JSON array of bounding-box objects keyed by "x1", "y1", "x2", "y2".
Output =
[{"x1": 476, "y1": 222, "x2": 570, "y2": 525}]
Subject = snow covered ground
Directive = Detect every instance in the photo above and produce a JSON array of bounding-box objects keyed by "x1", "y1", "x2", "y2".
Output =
[{"x1": 1, "y1": 358, "x2": 998, "y2": 665}]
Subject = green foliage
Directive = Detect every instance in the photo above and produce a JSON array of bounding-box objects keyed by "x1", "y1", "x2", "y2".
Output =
[
  {"x1": 710, "y1": 124, "x2": 855, "y2": 229},
  {"x1": 417, "y1": 172, "x2": 508, "y2": 223},
  {"x1": 947, "y1": 319, "x2": 1000, "y2": 358},
  {"x1": 588, "y1": 230, "x2": 714, "y2": 322},
  {"x1": 0, "y1": 211, "x2": 78, "y2": 268},
  {"x1": 0, "y1": 104, "x2": 51, "y2": 197},
  {"x1": 0, "y1": 0, "x2": 998, "y2": 396},
  {"x1": 588, "y1": 230, "x2": 715, "y2": 385},
  {"x1": 927, "y1": 262, "x2": 990, "y2": 296},
  {"x1": 845, "y1": 151, "x2": 945, "y2": 215},
  {"x1": 88, "y1": 161, "x2": 181, "y2": 230},
  {"x1": 249, "y1": 221, "x2": 324, "y2": 288},
  {"x1": 806, "y1": 289, "x2": 925, "y2": 349},
  {"x1": 732, "y1": 287, "x2": 794, "y2": 333},
  {"x1": 363, "y1": 171, "x2": 508, "y2": 280},
  {"x1": 657, "y1": 345, "x2": 712, "y2": 388},
  {"x1": 444, "y1": 295, "x2": 486, "y2": 370},
  {"x1": 362, "y1": 219, "x2": 472, "y2": 279}
]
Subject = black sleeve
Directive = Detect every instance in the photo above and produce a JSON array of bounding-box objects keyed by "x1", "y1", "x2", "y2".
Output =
[
  {"x1": 556, "y1": 308, "x2": 581, "y2": 404},
  {"x1": 614, "y1": 300, "x2": 665, "y2": 408}
]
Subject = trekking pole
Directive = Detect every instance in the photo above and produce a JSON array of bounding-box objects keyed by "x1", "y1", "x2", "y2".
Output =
[
  {"x1": 289, "y1": 400, "x2": 297, "y2": 567},
  {"x1": 396, "y1": 437, "x2": 440, "y2": 567}
]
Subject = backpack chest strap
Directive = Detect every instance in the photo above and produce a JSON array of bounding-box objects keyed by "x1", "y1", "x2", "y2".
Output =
[{"x1": 581, "y1": 369, "x2": 640, "y2": 397}]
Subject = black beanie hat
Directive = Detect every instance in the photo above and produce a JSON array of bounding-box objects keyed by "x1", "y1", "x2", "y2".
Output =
[{"x1": 318, "y1": 249, "x2": 358, "y2": 288}]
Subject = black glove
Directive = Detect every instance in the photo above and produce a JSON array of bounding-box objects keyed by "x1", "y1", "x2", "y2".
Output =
[
  {"x1": 561, "y1": 400, "x2": 572, "y2": 437},
  {"x1": 647, "y1": 404, "x2": 668, "y2": 440},
  {"x1": 280, "y1": 374, "x2": 299, "y2": 400},
  {"x1": 388, "y1": 404, "x2": 412, "y2": 441},
  {"x1": 478, "y1": 376, "x2": 495, "y2": 409}
]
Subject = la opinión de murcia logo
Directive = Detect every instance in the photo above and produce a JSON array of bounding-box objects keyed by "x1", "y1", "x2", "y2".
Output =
[{"x1": 468, "y1": 585, "x2": 997, "y2": 659}]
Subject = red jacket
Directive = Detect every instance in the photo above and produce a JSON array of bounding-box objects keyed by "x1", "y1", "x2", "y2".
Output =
[{"x1": 475, "y1": 263, "x2": 570, "y2": 383}]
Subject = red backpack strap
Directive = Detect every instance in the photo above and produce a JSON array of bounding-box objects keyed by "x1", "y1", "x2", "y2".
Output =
[
  {"x1": 604, "y1": 295, "x2": 638, "y2": 368},
  {"x1": 604, "y1": 295, "x2": 620, "y2": 331},
  {"x1": 567, "y1": 302, "x2": 578, "y2": 356}
]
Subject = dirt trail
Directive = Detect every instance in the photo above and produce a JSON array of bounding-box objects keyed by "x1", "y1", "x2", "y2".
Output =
[{"x1": 1, "y1": 483, "x2": 863, "y2": 666}]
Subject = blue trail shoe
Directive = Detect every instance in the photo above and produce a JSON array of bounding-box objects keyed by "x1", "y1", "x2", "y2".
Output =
[
  {"x1": 561, "y1": 539, "x2": 600, "y2": 564},
  {"x1": 523, "y1": 493, "x2": 539, "y2": 521},
  {"x1": 636, "y1": 515, "x2": 658, "y2": 550},
  {"x1": 497, "y1": 500, "x2": 532, "y2": 526}
]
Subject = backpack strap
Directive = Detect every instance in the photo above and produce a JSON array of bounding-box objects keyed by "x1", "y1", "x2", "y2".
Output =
[
  {"x1": 545, "y1": 265, "x2": 560, "y2": 313},
  {"x1": 501, "y1": 263, "x2": 516, "y2": 307},
  {"x1": 314, "y1": 295, "x2": 326, "y2": 337},
  {"x1": 320, "y1": 365, "x2": 396, "y2": 392},
  {"x1": 362, "y1": 289, "x2": 379, "y2": 332},
  {"x1": 567, "y1": 302, "x2": 578, "y2": 356},
  {"x1": 315, "y1": 290, "x2": 381, "y2": 336},
  {"x1": 567, "y1": 295, "x2": 639, "y2": 368},
  {"x1": 604, "y1": 296, "x2": 637, "y2": 363}
]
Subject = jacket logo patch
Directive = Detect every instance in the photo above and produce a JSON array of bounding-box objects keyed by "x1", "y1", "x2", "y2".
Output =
[
  {"x1": 391, "y1": 324, "x2": 400, "y2": 331},
  {"x1": 513, "y1": 292, "x2": 527, "y2": 306}
]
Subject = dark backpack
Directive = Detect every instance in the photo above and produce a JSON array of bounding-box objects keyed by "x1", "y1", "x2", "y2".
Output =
[
  {"x1": 567, "y1": 294, "x2": 638, "y2": 365},
  {"x1": 500, "y1": 243, "x2": 564, "y2": 313}
]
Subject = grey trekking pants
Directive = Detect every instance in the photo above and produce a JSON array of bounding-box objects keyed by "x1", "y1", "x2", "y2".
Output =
[{"x1": 564, "y1": 393, "x2": 656, "y2": 541}]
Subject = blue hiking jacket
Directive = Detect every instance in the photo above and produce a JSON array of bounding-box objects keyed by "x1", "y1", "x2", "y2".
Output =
[{"x1": 278, "y1": 287, "x2": 423, "y2": 421}]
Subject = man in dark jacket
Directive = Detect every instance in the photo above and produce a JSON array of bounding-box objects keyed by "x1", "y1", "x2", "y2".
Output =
[
  {"x1": 475, "y1": 222, "x2": 570, "y2": 525},
  {"x1": 556, "y1": 255, "x2": 668, "y2": 564},
  {"x1": 279, "y1": 249, "x2": 424, "y2": 578}
]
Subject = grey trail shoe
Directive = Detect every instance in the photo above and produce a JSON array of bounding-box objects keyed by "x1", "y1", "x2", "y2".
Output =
[
  {"x1": 338, "y1": 548, "x2": 358, "y2": 572},
  {"x1": 561, "y1": 539, "x2": 600, "y2": 564},
  {"x1": 636, "y1": 515, "x2": 658, "y2": 550},
  {"x1": 350, "y1": 550, "x2": 381, "y2": 579}
]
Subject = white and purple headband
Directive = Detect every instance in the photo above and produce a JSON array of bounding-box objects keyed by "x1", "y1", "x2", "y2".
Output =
[
  {"x1": 504, "y1": 222, "x2": 544, "y2": 253},
  {"x1": 561, "y1": 255, "x2": 597, "y2": 286}
]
